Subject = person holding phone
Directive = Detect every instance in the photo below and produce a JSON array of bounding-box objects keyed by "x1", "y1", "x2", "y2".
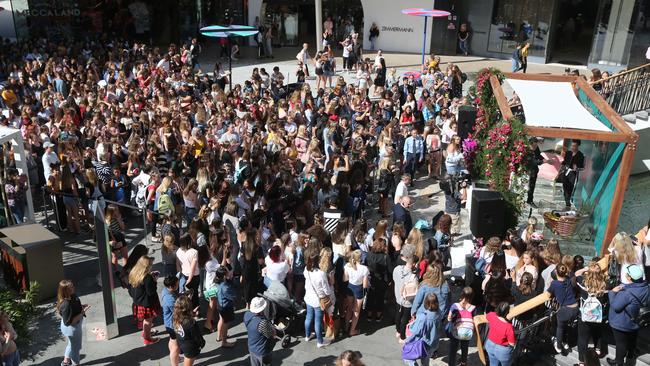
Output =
[
  {"x1": 58, "y1": 280, "x2": 89, "y2": 366},
  {"x1": 129, "y1": 256, "x2": 162, "y2": 345}
]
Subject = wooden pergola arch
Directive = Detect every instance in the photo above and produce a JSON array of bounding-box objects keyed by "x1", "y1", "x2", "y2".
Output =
[{"x1": 490, "y1": 72, "x2": 639, "y2": 257}]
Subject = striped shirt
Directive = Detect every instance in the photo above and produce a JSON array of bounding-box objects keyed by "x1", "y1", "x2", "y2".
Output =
[{"x1": 323, "y1": 208, "x2": 342, "y2": 234}]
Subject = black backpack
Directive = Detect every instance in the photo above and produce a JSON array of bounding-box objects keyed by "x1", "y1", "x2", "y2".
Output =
[{"x1": 630, "y1": 290, "x2": 650, "y2": 328}]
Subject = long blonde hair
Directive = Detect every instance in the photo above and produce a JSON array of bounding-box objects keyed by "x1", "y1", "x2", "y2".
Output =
[
  {"x1": 406, "y1": 228, "x2": 424, "y2": 259},
  {"x1": 612, "y1": 233, "x2": 637, "y2": 264},
  {"x1": 56, "y1": 279, "x2": 75, "y2": 313},
  {"x1": 421, "y1": 264, "x2": 444, "y2": 288},
  {"x1": 156, "y1": 176, "x2": 172, "y2": 194},
  {"x1": 583, "y1": 261, "x2": 607, "y2": 295},
  {"x1": 524, "y1": 217, "x2": 537, "y2": 243},
  {"x1": 128, "y1": 256, "x2": 153, "y2": 288},
  {"x1": 319, "y1": 247, "x2": 333, "y2": 273}
]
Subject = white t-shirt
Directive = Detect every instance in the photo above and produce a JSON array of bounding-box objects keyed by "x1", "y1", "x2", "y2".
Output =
[
  {"x1": 394, "y1": 181, "x2": 409, "y2": 204},
  {"x1": 204, "y1": 258, "x2": 220, "y2": 289},
  {"x1": 345, "y1": 264, "x2": 369, "y2": 286},
  {"x1": 42, "y1": 151, "x2": 60, "y2": 180},
  {"x1": 265, "y1": 260, "x2": 290, "y2": 282},
  {"x1": 176, "y1": 247, "x2": 199, "y2": 277}
]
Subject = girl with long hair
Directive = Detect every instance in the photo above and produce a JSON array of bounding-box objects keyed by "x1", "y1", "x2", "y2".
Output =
[
  {"x1": 575, "y1": 261, "x2": 608, "y2": 365},
  {"x1": 319, "y1": 247, "x2": 337, "y2": 339},
  {"x1": 128, "y1": 256, "x2": 161, "y2": 345},
  {"x1": 608, "y1": 232, "x2": 643, "y2": 284},
  {"x1": 343, "y1": 250, "x2": 368, "y2": 336},
  {"x1": 365, "y1": 238, "x2": 390, "y2": 322},
  {"x1": 403, "y1": 293, "x2": 441, "y2": 366},
  {"x1": 57, "y1": 280, "x2": 88, "y2": 366},
  {"x1": 303, "y1": 246, "x2": 333, "y2": 348},
  {"x1": 546, "y1": 263, "x2": 578, "y2": 353},
  {"x1": 412, "y1": 264, "x2": 449, "y2": 318},
  {"x1": 173, "y1": 295, "x2": 205, "y2": 365},
  {"x1": 177, "y1": 233, "x2": 200, "y2": 308},
  {"x1": 60, "y1": 163, "x2": 81, "y2": 234},
  {"x1": 105, "y1": 204, "x2": 128, "y2": 266}
]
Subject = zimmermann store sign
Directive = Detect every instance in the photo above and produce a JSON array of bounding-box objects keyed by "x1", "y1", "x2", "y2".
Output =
[
  {"x1": 381, "y1": 26, "x2": 414, "y2": 33},
  {"x1": 361, "y1": 0, "x2": 433, "y2": 53}
]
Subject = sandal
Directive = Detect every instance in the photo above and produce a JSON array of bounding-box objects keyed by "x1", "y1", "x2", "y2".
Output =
[{"x1": 221, "y1": 341, "x2": 235, "y2": 348}]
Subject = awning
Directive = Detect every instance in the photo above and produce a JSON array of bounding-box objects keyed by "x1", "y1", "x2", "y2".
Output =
[{"x1": 506, "y1": 79, "x2": 611, "y2": 132}]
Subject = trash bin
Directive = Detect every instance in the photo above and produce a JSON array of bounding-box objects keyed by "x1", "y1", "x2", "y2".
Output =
[{"x1": 0, "y1": 224, "x2": 63, "y2": 301}]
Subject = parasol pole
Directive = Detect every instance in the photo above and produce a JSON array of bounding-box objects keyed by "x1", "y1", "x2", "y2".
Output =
[
  {"x1": 422, "y1": 16, "x2": 428, "y2": 67},
  {"x1": 228, "y1": 35, "x2": 233, "y2": 91}
]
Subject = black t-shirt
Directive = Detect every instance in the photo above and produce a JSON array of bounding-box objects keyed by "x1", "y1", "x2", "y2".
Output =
[{"x1": 177, "y1": 319, "x2": 205, "y2": 357}]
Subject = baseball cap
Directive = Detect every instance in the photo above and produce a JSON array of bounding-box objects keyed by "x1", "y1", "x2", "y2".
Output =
[
  {"x1": 626, "y1": 264, "x2": 644, "y2": 281},
  {"x1": 43, "y1": 141, "x2": 55, "y2": 148}
]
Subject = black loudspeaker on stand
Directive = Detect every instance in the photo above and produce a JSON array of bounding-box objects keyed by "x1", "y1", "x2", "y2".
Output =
[
  {"x1": 458, "y1": 105, "x2": 477, "y2": 140},
  {"x1": 470, "y1": 190, "x2": 506, "y2": 239}
]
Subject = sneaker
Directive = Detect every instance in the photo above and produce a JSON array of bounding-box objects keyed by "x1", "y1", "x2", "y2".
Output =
[
  {"x1": 304, "y1": 335, "x2": 312, "y2": 342},
  {"x1": 563, "y1": 343, "x2": 570, "y2": 351},
  {"x1": 552, "y1": 337, "x2": 562, "y2": 353},
  {"x1": 144, "y1": 337, "x2": 160, "y2": 345},
  {"x1": 317, "y1": 340, "x2": 330, "y2": 348}
]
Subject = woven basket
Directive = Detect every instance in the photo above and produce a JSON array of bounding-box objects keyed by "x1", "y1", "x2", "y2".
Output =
[{"x1": 543, "y1": 212, "x2": 585, "y2": 237}]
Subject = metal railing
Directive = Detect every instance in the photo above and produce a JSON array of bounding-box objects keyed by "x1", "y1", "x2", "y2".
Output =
[
  {"x1": 590, "y1": 63, "x2": 650, "y2": 116},
  {"x1": 472, "y1": 255, "x2": 610, "y2": 365},
  {"x1": 40, "y1": 189, "x2": 149, "y2": 247}
]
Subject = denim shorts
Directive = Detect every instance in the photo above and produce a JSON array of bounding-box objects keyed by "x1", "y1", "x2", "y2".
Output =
[{"x1": 347, "y1": 283, "x2": 364, "y2": 300}]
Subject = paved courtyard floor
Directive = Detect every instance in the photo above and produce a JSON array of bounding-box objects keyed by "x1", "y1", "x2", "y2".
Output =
[{"x1": 19, "y1": 48, "x2": 649, "y2": 366}]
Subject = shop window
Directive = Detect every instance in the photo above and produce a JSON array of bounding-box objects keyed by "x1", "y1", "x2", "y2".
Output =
[
  {"x1": 589, "y1": 0, "x2": 644, "y2": 67},
  {"x1": 486, "y1": 0, "x2": 554, "y2": 59}
]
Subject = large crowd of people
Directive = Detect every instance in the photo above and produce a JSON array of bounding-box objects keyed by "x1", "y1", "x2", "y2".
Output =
[{"x1": 1, "y1": 32, "x2": 649, "y2": 366}]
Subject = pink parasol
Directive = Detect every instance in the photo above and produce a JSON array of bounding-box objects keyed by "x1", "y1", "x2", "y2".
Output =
[
  {"x1": 401, "y1": 8, "x2": 452, "y2": 65},
  {"x1": 401, "y1": 8, "x2": 451, "y2": 17}
]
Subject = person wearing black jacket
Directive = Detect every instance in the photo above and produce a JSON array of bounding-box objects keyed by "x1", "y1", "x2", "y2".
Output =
[
  {"x1": 393, "y1": 196, "x2": 413, "y2": 235},
  {"x1": 365, "y1": 238, "x2": 390, "y2": 322},
  {"x1": 526, "y1": 137, "x2": 546, "y2": 207},
  {"x1": 57, "y1": 280, "x2": 89, "y2": 366},
  {"x1": 561, "y1": 140, "x2": 585, "y2": 208},
  {"x1": 128, "y1": 256, "x2": 161, "y2": 345}
]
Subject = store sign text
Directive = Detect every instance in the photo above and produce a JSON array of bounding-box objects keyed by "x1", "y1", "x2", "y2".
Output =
[{"x1": 381, "y1": 26, "x2": 414, "y2": 33}]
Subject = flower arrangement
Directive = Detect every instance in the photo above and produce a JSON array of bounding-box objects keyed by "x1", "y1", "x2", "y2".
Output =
[{"x1": 467, "y1": 68, "x2": 531, "y2": 229}]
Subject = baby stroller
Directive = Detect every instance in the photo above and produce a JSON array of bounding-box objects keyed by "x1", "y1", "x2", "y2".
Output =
[{"x1": 261, "y1": 281, "x2": 305, "y2": 348}]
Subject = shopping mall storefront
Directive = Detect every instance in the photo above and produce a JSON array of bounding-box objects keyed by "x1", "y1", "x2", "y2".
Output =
[
  {"x1": 461, "y1": 0, "x2": 650, "y2": 69},
  {"x1": 1, "y1": 0, "x2": 647, "y2": 69}
]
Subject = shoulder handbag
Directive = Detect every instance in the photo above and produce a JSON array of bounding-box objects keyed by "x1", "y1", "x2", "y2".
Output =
[
  {"x1": 555, "y1": 154, "x2": 575, "y2": 183},
  {"x1": 307, "y1": 271, "x2": 332, "y2": 311},
  {"x1": 402, "y1": 338, "x2": 428, "y2": 360}
]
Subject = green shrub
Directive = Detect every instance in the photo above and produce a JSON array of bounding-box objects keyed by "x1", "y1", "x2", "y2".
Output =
[{"x1": 0, "y1": 281, "x2": 40, "y2": 348}]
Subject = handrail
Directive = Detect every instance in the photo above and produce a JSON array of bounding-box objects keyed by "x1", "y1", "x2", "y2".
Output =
[
  {"x1": 472, "y1": 254, "x2": 610, "y2": 365},
  {"x1": 589, "y1": 62, "x2": 650, "y2": 85}
]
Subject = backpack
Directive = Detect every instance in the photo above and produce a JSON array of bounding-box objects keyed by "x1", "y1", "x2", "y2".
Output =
[
  {"x1": 135, "y1": 183, "x2": 147, "y2": 209},
  {"x1": 474, "y1": 257, "x2": 488, "y2": 276},
  {"x1": 400, "y1": 273, "x2": 419, "y2": 303},
  {"x1": 452, "y1": 304, "x2": 476, "y2": 341},
  {"x1": 630, "y1": 290, "x2": 650, "y2": 328},
  {"x1": 579, "y1": 290, "x2": 603, "y2": 323},
  {"x1": 157, "y1": 193, "x2": 175, "y2": 216}
]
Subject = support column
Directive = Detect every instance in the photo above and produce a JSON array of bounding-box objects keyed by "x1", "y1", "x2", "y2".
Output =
[
  {"x1": 601, "y1": 139, "x2": 637, "y2": 256},
  {"x1": 315, "y1": 0, "x2": 323, "y2": 52},
  {"x1": 94, "y1": 205, "x2": 119, "y2": 339}
]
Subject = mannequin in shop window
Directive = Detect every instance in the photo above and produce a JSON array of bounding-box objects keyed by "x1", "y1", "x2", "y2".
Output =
[{"x1": 285, "y1": 14, "x2": 298, "y2": 45}]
